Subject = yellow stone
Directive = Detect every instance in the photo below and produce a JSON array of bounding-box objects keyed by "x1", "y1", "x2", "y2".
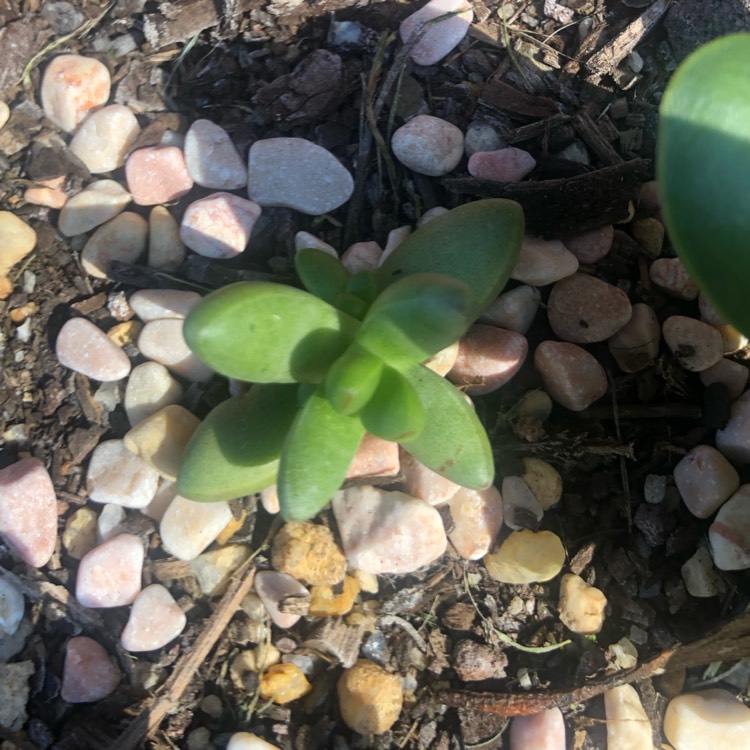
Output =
[
  {"x1": 271, "y1": 522, "x2": 347, "y2": 586},
  {"x1": 0, "y1": 211, "x2": 37, "y2": 276},
  {"x1": 351, "y1": 568, "x2": 379, "y2": 594},
  {"x1": 259, "y1": 663, "x2": 312, "y2": 704},
  {"x1": 215, "y1": 508, "x2": 246, "y2": 546},
  {"x1": 337, "y1": 659, "x2": 403, "y2": 735},
  {"x1": 558, "y1": 573, "x2": 607, "y2": 634},
  {"x1": 483, "y1": 530, "x2": 565, "y2": 584},
  {"x1": 309, "y1": 575, "x2": 360, "y2": 617},
  {"x1": 62, "y1": 507, "x2": 98, "y2": 559},
  {"x1": 604, "y1": 684, "x2": 654, "y2": 750},
  {"x1": 108, "y1": 320, "x2": 143, "y2": 348},
  {"x1": 521, "y1": 457, "x2": 562, "y2": 510},
  {"x1": 190, "y1": 544, "x2": 250, "y2": 596}
]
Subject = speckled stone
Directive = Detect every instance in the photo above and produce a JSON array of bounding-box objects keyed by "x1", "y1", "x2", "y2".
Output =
[
  {"x1": 563, "y1": 225, "x2": 613, "y2": 264},
  {"x1": 61, "y1": 636, "x2": 120, "y2": 703},
  {"x1": 120, "y1": 584, "x2": 186, "y2": 652},
  {"x1": 446, "y1": 485, "x2": 503, "y2": 560},
  {"x1": 56, "y1": 317, "x2": 131, "y2": 381},
  {"x1": 271, "y1": 522, "x2": 347, "y2": 586},
  {"x1": 346, "y1": 433, "x2": 400, "y2": 481},
  {"x1": 125, "y1": 146, "x2": 194, "y2": 206},
  {"x1": 674, "y1": 444, "x2": 740, "y2": 519},
  {"x1": 511, "y1": 236, "x2": 579, "y2": 286},
  {"x1": 184, "y1": 119, "x2": 247, "y2": 189},
  {"x1": 76, "y1": 534, "x2": 144, "y2": 608},
  {"x1": 662, "y1": 316, "x2": 723, "y2": 372},
  {"x1": 68, "y1": 104, "x2": 141, "y2": 173},
  {"x1": 649, "y1": 257, "x2": 699, "y2": 300},
  {"x1": 468, "y1": 147, "x2": 536, "y2": 182},
  {"x1": 399, "y1": 0, "x2": 473, "y2": 66},
  {"x1": 86, "y1": 439, "x2": 161, "y2": 508},
  {"x1": 558, "y1": 573, "x2": 607, "y2": 634},
  {"x1": 391, "y1": 115, "x2": 464, "y2": 177},
  {"x1": 58, "y1": 180, "x2": 132, "y2": 237},
  {"x1": 80, "y1": 211, "x2": 148, "y2": 278}
]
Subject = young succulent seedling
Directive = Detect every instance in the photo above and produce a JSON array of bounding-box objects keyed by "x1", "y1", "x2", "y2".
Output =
[
  {"x1": 176, "y1": 198, "x2": 525, "y2": 521},
  {"x1": 657, "y1": 33, "x2": 750, "y2": 336}
]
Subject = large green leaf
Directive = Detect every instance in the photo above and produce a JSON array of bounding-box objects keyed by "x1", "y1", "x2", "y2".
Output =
[
  {"x1": 295, "y1": 248, "x2": 350, "y2": 307},
  {"x1": 183, "y1": 282, "x2": 360, "y2": 382},
  {"x1": 358, "y1": 365, "x2": 425, "y2": 442},
  {"x1": 400, "y1": 364, "x2": 494, "y2": 489},
  {"x1": 657, "y1": 34, "x2": 750, "y2": 336},
  {"x1": 377, "y1": 199, "x2": 524, "y2": 319},
  {"x1": 277, "y1": 387, "x2": 365, "y2": 521},
  {"x1": 176, "y1": 384, "x2": 299, "y2": 502}
]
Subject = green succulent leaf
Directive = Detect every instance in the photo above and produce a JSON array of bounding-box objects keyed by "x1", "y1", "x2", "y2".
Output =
[
  {"x1": 183, "y1": 282, "x2": 360, "y2": 383},
  {"x1": 358, "y1": 365, "x2": 425, "y2": 442},
  {"x1": 377, "y1": 199, "x2": 524, "y2": 319},
  {"x1": 345, "y1": 270, "x2": 380, "y2": 308},
  {"x1": 333, "y1": 291, "x2": 370, "y2": 320},
  {"x1": 278, "y1": 387, "x2": 366, "y2": 521},
  {"x1": 400, "y1": 364, "x2": 494, "y2": 489},
  {"x1": 324, "y1": 343, "x2": 384, "y2": 415},
  {"x1": 657, "y1": 33, "x2": 750, "y2": 336},
  {"x1": 356, "y1": 272, "x2": 473, "y2": 370},
  {"x1": 176, "y1": 384, "x2": 299, "y2": 502},
  {"x1": 295, "y1": 247, "x2": 350, "y2": 306}
]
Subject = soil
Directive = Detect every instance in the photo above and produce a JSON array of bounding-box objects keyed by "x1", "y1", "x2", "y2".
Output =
[{"x1": 1, "y1": 1, "x2": 750, "y2": 749}]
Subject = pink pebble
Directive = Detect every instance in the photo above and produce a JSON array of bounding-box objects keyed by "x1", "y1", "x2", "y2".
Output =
[
  {"x1": 674, "y1": 445, "x2": 739, "y2": 519},
  {"x1": 125, "y1": 146, "x2": 194, "y2": 206},
  {"x1": 76, "y1": 534, "x2": 144, "y2": 608},
  {"x1": 468, "y1": 147, "x2": 536, "y2": 182},
  {"x1": 254, "y1": 570, "x2": 309, "y2": 629},
  {"x1": 56, "y1": 317, "x2": 131, "y2": 381},
  {"x1": 120, "y1": 584, "x2": 186, "y2": 652},
  {"x1": 0, "y1": 458, "x2": 57, "y2": 568},
  {"x1": 346, "y1": 433, "x2": 400, "y2": 481},
  {"x1": 399, "y1": 0, "x2": 474, "y2": 66},
  {"x1": 24, "y1": 182, "x2": 68, "y2": 209},
  {"x1": 180, "y1": 192, "x2": 261, "y2": 259},
  {"x1": 650, "y1": 257, "x2": 699, "y2": 300},
  {"x1": 562, "y1": 225, "x2": 613, "y2": 264},
  {"x1": 446, "y1": 485, "x2": 503, "y2": 559},
  {"x1": 61, "y1": 636, "x2": 121, "y2": 703},
  {"x1": 509, "y1": 708, "x2": 566, "y2": 750},
  {"x1": 341, "y1": 241, "x2": 382, "y2": 273}
]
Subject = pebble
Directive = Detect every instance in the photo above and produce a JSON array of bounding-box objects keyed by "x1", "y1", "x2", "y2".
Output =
[
  {"x1": 547, "y1": 273, "x2": 632, "y2": 344},
  {"x1": 664, "y1": 689, "x2": 750, "y2": 750},
  {"x1": 81, "y1": 211, "x2": 148, "y2": 278},
  {"x1": 247, "y1": 137, "x2": 354, "y2": 215},
  {"x1": 341, "y1": 241, "x2": 382, "y2": 273},
  {"x1": 562, "y1": 225, "x2": 613, "y2": 264},
  {"x1": 61, "y1": 636, "x2": 120, "y2": 703},
  {"x1": 447, "y1": 324, "x2": 528, "y2": 395},
  {"x1": 446, "y1": 486, "x2": 504, "y2": 559},
  {"x1": 86, "y1": 439, "x2": 160, "y2": 507},
  {"x1": 294, "y1": 231, "x2": 338, "y2": 258},
  {"x1": 521, "y1": 458, "x2": 562, "y2": 510},
  {"x1": 662, "y1": 315, "x2": 724, "y2": 372},
  {"x1": 717, "y1": 390, "x2": 750, "y2": 463},
  {"x1": 333, "y1": 485, "x2": 447, "y2": 574},
  {"x1": 509, "y1": 708, "x2": 565, "y2": 750},
  {"x1": 58, "y1": 179, "x2": 132, "y2": 237},
  {"x1": 638, "y1": 180, "x2": 661, "y2": 215},
  {"x1": 0, "y1": 211, "x2": 37, "y2": 276},
  {"x1": 138, "y1": 318, "x2": 214, "y2": 381},
  {"x1": 125, "y1": 146, "x2": 194, "y2": 206},
  {"x1": 159, "y1": 495, "x2": 232, "y2": 561},
  {"x1": 227, "y1": 733, "x2": 281, "y2": 750},
  {"x1": 681, "y1": 545, "x2": 724, "y2": 597},
  {"x1": 148, "y1": 206, "x2": 186, "y2": 270},
  {"x1": 479, "y1": 285, "x2": 541, "y2": 334},
  {"x1": 483, "y1": 530, "x2": 565, "y2": 584},
  {"x1": 308, "y1": 575, "x2": 360, "y2": 617},
  {"x1": 191, "y1": 544, "x2": 250, "y2": 596},
  {"x1": 24, "y1": 178, "x2": 68, "y2": 209},
  {"x1": 424, "y1": 340, "x2": 460, "y2": 377},
  {"x1": 0, "y1": 101, "x2": 9, "y2": 129},
  {"x1": 673, "y1": 444, "x2": 739, "y2": 518},
  {"x1": 464, "y1": 121, "x2": 505, "y2": 157},
  {"x1": 129, "y1": 289, "x2": 201, "y2": 322},
  {"x1": 399, "y1": 449, "x2": 461, "y2": 505},
  {"x1": 0, "y1": 577, "x2": 24, "y2": 637},
  {"x1": 346, "y1": 433, "x2": 400, "y2": 481},
  {"x1": 390, "y1": 115, "x2": 464, "y2": 176},
  {"x1": 254, "y1": 570, "x2": 310, "y2": 629},
  {"x1": 501, "y1": 475, "x2": 543, "y2": 530},
  {"x1": 699, "y1": 358, "x2": 748, "y2": 400},
  {"x1": 271, "y1": 522, "x2": 347, "y2": 586},
  {"x1": 76, "y1": 533, "x2": 144, "y2": 607},
  {"x1": 399, "y1": 0, "x2": 473, "y2": 66},
  {"x1": 40, "y1": 54, "x2": 111, "y2": 132},
  {"x1": 709, "y1": 485, "x2": 750, "y2": 570},
  {"x1": 698, "y1": 293, "x2": 724, "y2": 326},
  {"x1": 534, "y1": 340, "x2": 608, "y2": 411},
  {"x1": 260, "y1": 484, "x2": 280, "y2": 515},
  {"x1": 717, "y1": 324, "x2": 748, "y2": 355},
  {"x1": 468, "y1": 147, "x2": 536, "y2": 182},
  {"x1": 558, "y1": 573, "x2": 607, "y2": 634},
  {"x1": 511, "y1": 236, "x2": 579, "y2": 286},
  {"x1": 337, "y1": 659, "x2": 403, "y2": 735},
  {"x1": 68, "y1": 104, "x2": 141, "y2": 173},
  {"x1": 184, "y1": 119, "x2": 247, "y2": 189},
  {"x1": 453, "y1": 639, "x2": 507, "y2": 681},
  {"x1": 62, "y1": 507, "x2": 98, "y2": 559},
  {"x1": 0, "y1": 458, "x2": 58, "y2": 568},
  {"x1": 631, "y1": 216, "x2": 664, "y2": 256},
  {"x1": 120, "y1": 584, "x2": 186, "y2": 651},
  {"x1": 0, "y1": 661, "x2": 33, "y2": 730},
  {"x1": 143, "y1": 479, "x2": 177, "y2": 522},
  {"x1": 608, "y1": 302, "x2": 661, "y2": 373},
  {"x1": 649, "y1": 257, "x2": 699, "y2": 300},
  {"x1": 260, "y1": 663, "x2": 312, "y2": 704},
  {"x1": 180, "y1": 192, "x2": 262, "y2": 259},
  {"x1": 604, "y1": 685, "x2": 653, "y2": 750},
  {"x1": 97, "y1": 503, "x2": 124, "y2": 542},
  {"x1": 124, "y1": 362, "x2": 184, "y2": 427}
]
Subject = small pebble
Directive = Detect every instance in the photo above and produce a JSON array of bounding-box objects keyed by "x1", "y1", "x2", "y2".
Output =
[
  {"x1": 346, "y1": 433, "x2": 400, "y2": 481},
  {"x1": 534, "y1": 340, "x2": 608, "y2": 411},
  {"x1": 468, "y1": 147, "x2": 536, "y2": 182},
  {"x1": 337, "y1": 659, "x2": 403, "y2": 735},
  {"x1": 108, "y1": 320, "x2": 142, "y2": 348},
  {"x1": 484, "y1": 529, "x2": 565, "y2": 584},
  {"x1": 227, "y1": 733, "x2": 281, "y2": 750},
  {"x1": 159, "y1": 495, "x2": 232, "y2": 561},
  {"x1": 608, "y1": 302, "x2": 661, "y2": 373},
  {"x1": 40, "y1": 54, "x2": 111, "y2": 132},
  {"x1": 418, "y1": 206, "x2": 450, "y2": 225},
  {"x1": 0, "y1": 211, "x2": 37, "y2": 276},
  {"x1": 0, "y1": 101, "x2": 9, "y2": 129},
  {"x1": 709, "y1": 485, "x2": 750, "y2": 570},
  {"x1": 447, "y1": 324, "x2": 527, "y2": 395},
  {"x1": 138, "y1": 318, "x2": 214, "y2": 381},
  {"x1": 547, "y1": 273, "x2": 632, "y2": 344},
  {"x1": 58, "y1": 180, "x2": 132, "y2": 237},
  {"x1": 81, "y1": 211, "x2": 148, "y2": 278},
  {"x1": 509, "y1": 708, "x2": 565, "y2": 750},
  {"x1": 446, "y1": 485, "x2": 504, "y2": 559},
  {"x1": 260, "y1": 484, "x2": 280, "y2": 515},
  {"x1": 399, "y1": 449, "x2": 461, "y2": 505},
  {"x1": 631, "y1": 217, "x2": 664, "y2": 256},
  {"x1": 563, "y1": 225, "x2": 613, "y2": 264},
  {"x1": 271, "y1": 522, "x2": 347, "y2": 586},
  {"x1": 120, "y1": 584, "x2": 186, "y2": 651},
  {"x1": 399, "y1": 0, "x2": 473, "y2": 66},
  {"x1": 294, "y1": 231, "x2": 338, "y2": 258},
  {"x1": 0, "y1": 458, "x2": 57, "y2": 568},
  {"x1": 663, "y1": 315, "x2": 723, "y2": 372},
  {"x1": 604, "y1": 685, "x2": 653, "y2": 750},
  {"x1": 717, "y1": 390, "x2": 750, "y2": 463},
  {"x1": 521, "y1": 458, "x2": 562, "y2": 510},
  {"x1": 191, "y1": 545, "x2": 250, "y2": 596},
  {"x1": 200, "y1": 694, "x2": 223, "y2": 718},
  {"x1": 380, "y1": 225, "x2": 412, "y2": 264},
  {"x1": 501, "y1": 475, "x2": 543, "y2": 530},
  {"x1": 424, "y1": 340, "x2": 460, "y2": 377},
  {"x1": 76, "y1": 534, "x2": 143, "y2": 607},
  {"x1": 97, "y1": 503, "x2": 124, "y2": 542},
  {"x1": 644, "y1": 474, "x2": 667, "y2": 504},
  {"x1": 184, "y1": 119, "x2": 247, "y2": 189},
  {"x1": 479, "y1": 285, "x2": 540, "y2": 334},
  {"x1": 673, "y1": 444, "x2": 739, "y2": 519},
  {"x1": 148, "y1": 206, "x2": 186, "y2": 270},
  {"x1": 558, "y1": 573, "x2": 607, "y2": 634},
  {"x1": 341, "y1": 241, "x2": 382, "y2": 273},
  {"x1": 308, "y1": 575, "x2": 360, "y2": 617},
  {"x1": 86, "y1": 439, "x2": 160, "y2": 507},
  {"x1": 698, "y1": 293, "x2": 725, "y2": 326},
  {"x1": 129, "y1": 289, "x2": 201, "y2": 322},
  {"x1": 143, "y1": 479, "x2": 177, "y2": 522},
  {"x1": 180, "y1": 192, "x2": 262, "y2": 259},
  {"x1": 247, "y1": 137, "x2": 354, "y2": 215},
  {"x1": 638, "y1": 179, "x2": 661, "y2": 215},
  {"x1": 125, "y1": 146, "x2": 194, "y2": 206},
  {"x1": 124, "y1": 361, "x2": 184, "y2": 427},
  {"x1": 464, "y1": 121, "x2": 505, "y2": 157},
  {"x1": 68, "y1": 104, "x2": 141, "y2": 173},
  {"x1": 391, "y1": 115, "x2": 464, "y2": 176},
  {"x1": 61, "y1": 636, "x2": 120, "y2": 703},
  {"x1": 254, "y1": 570, "x2": 310, "y2": 629},
  {"x1": 260, "y1": 662, "x2": 312, "y2": 704},
  {"x1": 681, "y1": 545, "x2": 724, "y2": 598},
  {"x1": 453, "y1": 639, "x2": 507, "y2": 681},
  {"x1": 0, "y1": 661, "x2": 33, "y2": 730},
  {"x1": 511, "y1": 236, "x2": 578, "y2": 286},
  {"x1": 0, "y1": 577, "x2": 24, "y2": 637},
  {"x1": 649, "y1": 257, "x2": 699, "y2": 300},
  {"x1": 333, "y1": 485, "x2": 447, "y2": 574},
  {"x1": 62, "y1": 507, "x2": 98, "y2": 559},
  {"x1": 558, "y1": 140, "x2": 589, "y2": 164},
  {"x1": 24, "y1": 178, "x2": 68, "y2": 209},
  {"x1": 699, "y1": 358, "x2": 748, "y2": 400}
]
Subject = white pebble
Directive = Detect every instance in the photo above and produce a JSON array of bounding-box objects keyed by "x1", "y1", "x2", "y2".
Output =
[
  {"x1": 124, "y1": 361, "x2": 184, "y2": 427},
  {"x1": 604, "y1": 685, "x2": 653, "y2": 750},
  {"x1": 399, "y1": 0, "x2": 473, "y2": 66},
  {"x1": 709, "y1": 485, "x2": 750, "y2": 570},
  {"x1": 58, "y1": 180, "x2": 132, "y2": 237},
  {"x1": 184, "y1": 119, "x2": 247, "y2": 189},
  {"x1": 0, "y1": 577, "x2": 24, "y2": 637},
  {"x1": 129, "y1": 289, "x2": 201, "y2": 322},
  {"x1": 56, "y1": 317, "x2": 131, "y2": 381},
  {"x1": 138, "y1": 318, "x2": 214, "y2": 382},
  {"x1": 480, "y1": 285, "x2": 540, "y2": 334},
  {"x1": 148, "y1": 206, "x2": 186, "y2": 271},
  {"x1": 511, "y1": 236, "x2": 578, "y2": 286},
  {"x1": 391, "y1": 115, "x2": 464, "y2": 176},
  {"x1": 120, "y1": 584, "x2": 186, "y2": 651},
  {"x1": 717, "y1": 390, "x2": 750, "y2": 463},
  {"x1": 662, "y1": 315, "x2": 723, "y2": 372},
  {"x1": 160, "y1": 495, "x2": 232, "y2": 561},
  {"x1": 86, "y1": 439, "x2": 160, "y2": 508},
  {"x1": 81, "y1": 211, "x2": 148, "y2": 279},
  {"x1": 501, "y1": 476, "x2": 543, "y2": 530},
  {"x1": 96, "y1": 503, "x2": 124, "y2": 542},
  {"x1": 69, "y1": 104, "x2": 141, "y2": 173}
]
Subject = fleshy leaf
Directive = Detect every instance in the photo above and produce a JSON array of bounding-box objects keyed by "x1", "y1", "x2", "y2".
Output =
[
  {"x1": 183, "y1": 282, "x2": 360, "y2": 383},
  {"x1": 278, "y1": 387, "x2": 366, "y2": 521},
  {"x1": 324, "y1": 343, "x2": 384, "y2": 415},
  {"x1": 356, "y1": 272, "x2": 473, "y2": 370},
  {"x1": 345, "y1": 270, "x2": 380, "y2": 308},
  {"x1": 377, "y1": 199, "x2": 524, "y2": 319},
  {"x1": 400, "y1": 364, "x2": 494, "y2": 489},
  {"x1": 295, "y1": 247, "x2": 350, "y2": 307},
  {"x1": 657, "y1": 34, "x2": 750, "y2": 336},
  {"x1": 358, "y1": 365, "x2": 425, "y2": 442},
  {"x1": 176, "y1": 384, "x2": 299, "y2": 502}
]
